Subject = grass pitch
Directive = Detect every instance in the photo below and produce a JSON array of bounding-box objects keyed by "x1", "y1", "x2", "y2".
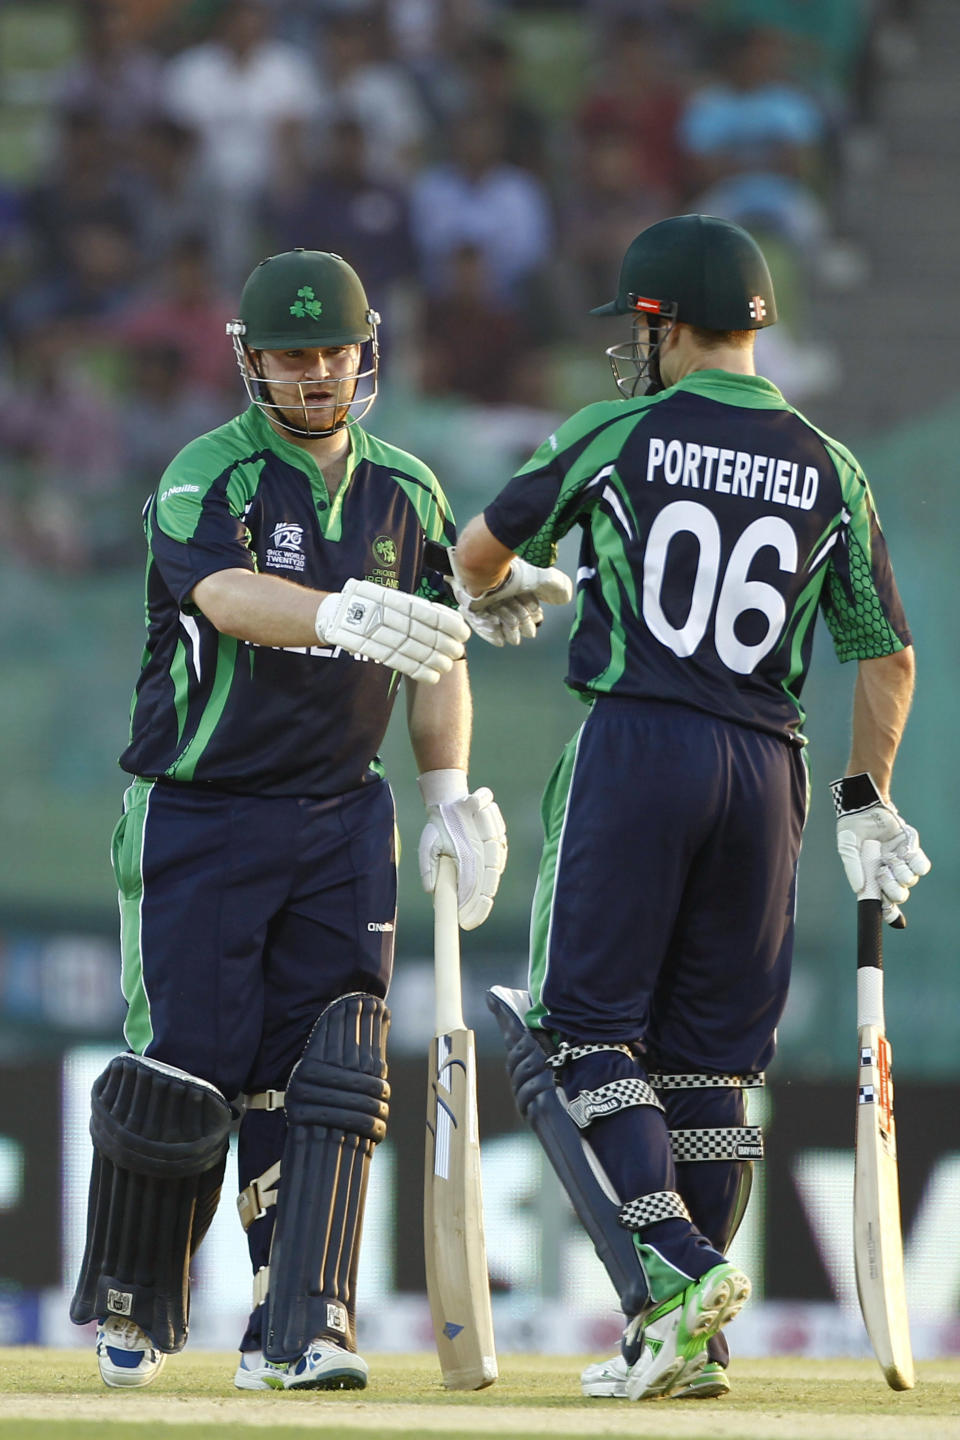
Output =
[{"x1": 3, "y1": 1351, "x2": 960, "y2": 1440}]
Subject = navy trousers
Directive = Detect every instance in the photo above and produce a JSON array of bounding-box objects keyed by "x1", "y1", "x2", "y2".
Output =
[{"x1": 111, "y1": 773, "x2": 397, "y2": 1346}]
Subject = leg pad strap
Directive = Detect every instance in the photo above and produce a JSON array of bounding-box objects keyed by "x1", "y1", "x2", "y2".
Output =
[{"x1": 487, "y1": 986, "x2": 649, "y2": 1316}]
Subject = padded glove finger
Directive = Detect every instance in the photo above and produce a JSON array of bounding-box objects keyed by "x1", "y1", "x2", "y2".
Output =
[{"x1": 315, "y1": 578, "x2": 468, "y2": 683}]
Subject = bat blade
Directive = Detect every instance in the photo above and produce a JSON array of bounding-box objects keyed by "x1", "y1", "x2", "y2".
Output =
[
  {"x1": 424, "y1": 1027, "x2": 498, "y2": 1388},
  {"x1": 854, "y1": 1021, "x2": 915, "y2": 1391},
  {"x1": 424, "y1": 855, "x2": 497, "y2": 1391}
]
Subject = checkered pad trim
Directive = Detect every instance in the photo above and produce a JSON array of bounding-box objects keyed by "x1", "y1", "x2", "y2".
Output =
[
  {"x1": 618, "y1": 1191, "x2": 691, "y2": 1230},
  {"x1": 566, "y1": 1078, "x2": 663, "y2": 1129},
  {"x1": 670, "y1": 1126, "x2": 765, "y2": 1162},
  {"x1": 546, "y1": 1041, "x2": 637, "y2": 1069},
  {"x1": 647, "y1": 1071, "x2": 765, "y2": 1090}
]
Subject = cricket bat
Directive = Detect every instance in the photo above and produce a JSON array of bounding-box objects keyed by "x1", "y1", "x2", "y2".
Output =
[
  {"x1": 853, "y1": 852, "x2": 915, "y2": 1391},
  {"x1": 423, "y1": 854, "x2": 498, "y2": 1390}
]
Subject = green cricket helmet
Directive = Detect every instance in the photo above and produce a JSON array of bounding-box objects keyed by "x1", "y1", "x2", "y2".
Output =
[
  {"x1": 226, "y1": 249, "x2": 381, "y2": 435},
  {"x1": 591, "y1": 214, "x2": 777, "y2": 397}
]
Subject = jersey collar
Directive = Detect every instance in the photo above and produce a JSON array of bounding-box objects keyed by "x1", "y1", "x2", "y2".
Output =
[
  {"x1": 241, "y1": 403, "x2": 369, "y2": 475},
  {"x1": 671, "y1": 370, "x2": 785, "y2": 405}
]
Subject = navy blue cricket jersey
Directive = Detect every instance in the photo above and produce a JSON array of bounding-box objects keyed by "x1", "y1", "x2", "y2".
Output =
[
  {"x1": 484, "y1": 371, "x2": 911, "y2": 743},
  {"x1": 120, "y1": 405, "x2": 456, "y2": 796}
]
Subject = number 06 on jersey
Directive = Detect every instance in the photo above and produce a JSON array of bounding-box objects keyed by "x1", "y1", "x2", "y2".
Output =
[{"x1": 423, "y1": 855, "x2": 498, "y2": 1389}]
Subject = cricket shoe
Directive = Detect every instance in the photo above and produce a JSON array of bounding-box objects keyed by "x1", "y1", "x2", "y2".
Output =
[
  {"x1": 234, "y1": 1337, "x2": 369, "y2": 1391},
  {"x1": 624, "y1": 1263, "x2": 751, "y2": 1402},
  {"x1": 581, "y1": 1352, "x2": 730, "y2": 1399},
  {"x1": 96, "y1": 1317, "x2": 167, "y2": 1389}
]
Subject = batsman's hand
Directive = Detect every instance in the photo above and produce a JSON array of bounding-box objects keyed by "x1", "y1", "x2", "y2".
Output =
[
  {"x1": 831, "y1": 772, "x2": 931, "y2": 925},
  {"x1": 418, "y1": 770, "x2": 507, "y2": 929},
  {"x1": 315, "y1": 578, "x2": 469, "y2": 684},
  {"x1": 448, "y1": 548, "x2": 573, "y2": 647}
]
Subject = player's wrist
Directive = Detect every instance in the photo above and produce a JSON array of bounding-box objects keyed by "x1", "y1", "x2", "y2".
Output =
[{"x1": 418, "y1": 769, "x2": 469, "y2": 806}]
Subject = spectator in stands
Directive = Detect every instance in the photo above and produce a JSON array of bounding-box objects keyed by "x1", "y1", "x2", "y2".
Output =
[
  {"x1": 313, "y1": 10, "x2": 430, "y2": 185},
  {"x1": 8, "y1": 215, "x2": 140, "y2": 334},
  {"x1": 108, "y1": 235, "x2": 236, "y2": 396},
  {"x1": 460, "y1": 33, "x2": 550, "y2": 177},
  {"x1": 409, "y1": 110, "x2": 553, "y2": 314},
  {"x1": 562, "y1": 126, "x2": 667, "y2": 327},
  {"x1": 125, "y1": 118, "x2": 213, "y2": 267},
  {"x1": 677, "y1": 26, "x2": 831, "y2": 253},
  {"x1": 117, "y1": 342, "x2": 232, "y2": 491},
  {"x1": 55, "y1": 0, "x2": 164, "y2": 133},
  {"x1": 23, "y1": 110, "x2": 136, "y2": 276},
  {"x1": 575, "y1": 17, "x2": 691, "y2": 206},
  {"x1": 263, "y1": 117, "x2": 417, "y2": 324},
  {"x1": 0, "y1": 324, "x2": 124, "y2": 571},
  {"x1": 162, "y1": 0, "x2": 322, "y2": 279},
  {"x1": 419, "y1": 242, "x2": 530, "y2": 406}
]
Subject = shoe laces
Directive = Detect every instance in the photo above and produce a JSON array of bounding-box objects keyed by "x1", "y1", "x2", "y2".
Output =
[{"x1": 102, "y1": 1317, "x2": 150, "y2": 1350}]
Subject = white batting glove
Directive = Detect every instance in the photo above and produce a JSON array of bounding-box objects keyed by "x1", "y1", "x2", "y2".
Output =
[
  {"x1": 831, "y1": 772, "x2": 931, "y2": 925},
  {"x1": 315, "y1": 579, "x2": 469, "y2": 684},
  {"x1": 448, "y1": 548, "x2": 573, "y2": 648},
  {"x1": 418, "y1": 769, "x2": 507, "y2": 930}
]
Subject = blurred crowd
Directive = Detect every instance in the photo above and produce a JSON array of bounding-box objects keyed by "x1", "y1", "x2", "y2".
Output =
[{"x1": 0, "y1": 0, "x2": 919, "y2": 573}]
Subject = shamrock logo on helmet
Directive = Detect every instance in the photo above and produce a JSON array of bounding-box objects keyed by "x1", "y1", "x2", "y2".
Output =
[{"x1": 289, "y1": 286, "x2": 323, "y2": 319}]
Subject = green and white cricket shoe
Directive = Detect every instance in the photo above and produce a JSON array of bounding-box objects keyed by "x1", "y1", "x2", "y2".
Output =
[
  {"x1": 623, "y1": 1263, "x2": 750, "y2": 1401},
  {"x1": 674, "y1": 1359, "x2": 731, "y2": 1398},
  {"x1": 234, "y1": 1337, "x2": 369, "y2": 1391},
  {"x1": 96, "y1": 1317, "x2": 167, "y2": 1388},
  {"x1": 581, "y1": 1350, "x2": 730, "y2": 1399}
]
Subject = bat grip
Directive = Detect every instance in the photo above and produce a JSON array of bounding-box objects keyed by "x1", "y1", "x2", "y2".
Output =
[
  {"x1": 857, "y1": 898, "x2": 883, "y2": 971},
  {"x1": 433, "y1": 855, "x2": 465, "y2": 1033}
]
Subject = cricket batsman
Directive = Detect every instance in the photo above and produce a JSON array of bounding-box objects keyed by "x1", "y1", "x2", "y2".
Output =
[{"x1": 451, "y1": 214, "x2": 931, "y2": 1400}]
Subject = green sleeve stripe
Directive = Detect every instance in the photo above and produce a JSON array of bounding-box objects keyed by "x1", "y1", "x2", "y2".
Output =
[
  {"x1": 584, "y1": 509, "x2": 640, "y2": 691},
  {"x1": 169, "y1": 638, "x2": 190, "y2": 746},
  {"x1": 166, "y1": 635, "x2": 240, "y2": 780}
]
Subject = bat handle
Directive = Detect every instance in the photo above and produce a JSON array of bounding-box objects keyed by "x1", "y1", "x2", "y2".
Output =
[
  {"x1": 434, "y1": 854, "x2": 465, "y2": 1033},
  {"x1": 856, "y1": 838, "x2": 885, "y2": 1028},
  {"x1": 857, "y1": 898, "x2": 883, "y2": 971}
]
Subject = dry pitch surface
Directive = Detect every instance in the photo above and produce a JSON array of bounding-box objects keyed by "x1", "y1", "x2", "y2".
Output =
[{"x1": 4, "y1": 1351, "x2": 960, "y2": 1440}]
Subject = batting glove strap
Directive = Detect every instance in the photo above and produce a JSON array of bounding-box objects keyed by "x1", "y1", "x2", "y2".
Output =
[
  {"x1": 418, "y1": 780, "x2": 508, "y2": 931},
  {"x1": 831, "y1": 771, "x2": 931, "y2": 912},
  {"x1": 618, "y1": 1191, "x2": 692, "y2": 1231},
  {"x1": 565, "y1": 1078, "x2": 664, "y2": 1130},
  {"x1": 670, "y1": 1126, "x2": 765, "y2": 1163},
  {"x1": 314, "y1": 578, "x2": 469, "y2": 684},
  {"x1": 646, "y1": 1071, "x2": 765, "y2": 1090}
]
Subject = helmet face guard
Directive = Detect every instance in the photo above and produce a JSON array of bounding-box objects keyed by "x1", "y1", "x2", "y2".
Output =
[
  {"x1": 227, "y1": 322, "x2": 380, "y2": 437},
  {"x1": 605, "y1": 295, "x2": 678, "y2": 398},
  {"x1": 227, "y1": 249, "x2": 381, "y2": 437}
]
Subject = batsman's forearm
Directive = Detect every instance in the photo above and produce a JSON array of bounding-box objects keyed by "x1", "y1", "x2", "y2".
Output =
[
  {"x1": 847, "y1": 648, "x2": 915, "y2": 800},
  {"x1": 454, "y1": 516, "x2": 515, "y2": 596},
  {"x1": 406, "y1": 662, "x2": 472, "y2": 773},
  {"x1": 192, "y1": 568, "x2": 330, "y2": 646}
]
